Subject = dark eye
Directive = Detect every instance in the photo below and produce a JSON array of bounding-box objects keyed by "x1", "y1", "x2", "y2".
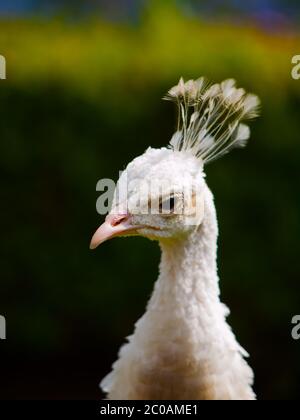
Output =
[
  {"x1": 169, "y1": 196, "x2": 175, "y2": 211},
  {"x1": 159, "y1": 195, "x2": 176, "y2": 214}
]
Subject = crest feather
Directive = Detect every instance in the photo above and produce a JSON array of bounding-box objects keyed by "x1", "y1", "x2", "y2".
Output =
[{"x1": 164, "y1": 77, "x2": 260, "y2": 164}]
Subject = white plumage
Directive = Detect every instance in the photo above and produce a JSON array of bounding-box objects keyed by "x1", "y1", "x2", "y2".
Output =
[
  {"x1": 90, "y1": 77, "x2": 260, "y2": 400},
  {"x1": 165, "y1": 77, "x2": 260, "y2": 163}
]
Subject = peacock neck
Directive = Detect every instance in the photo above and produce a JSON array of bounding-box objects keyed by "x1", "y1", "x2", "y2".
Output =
[{"x1": 147, "y1": 185, "x2": 221, "y2": 314}]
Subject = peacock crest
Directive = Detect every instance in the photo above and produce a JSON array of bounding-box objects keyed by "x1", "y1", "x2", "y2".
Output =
[{"x1": 164, "y1": 77, "x2": 260, "y2": 164}]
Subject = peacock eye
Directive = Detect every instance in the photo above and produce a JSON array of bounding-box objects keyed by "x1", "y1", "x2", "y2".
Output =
[
  {"x1": 159, "y1": 195, "x2": 176, "y2": 214},
  {"x1": 169, "y1": 196, "x2": 175, "y2": 211}
]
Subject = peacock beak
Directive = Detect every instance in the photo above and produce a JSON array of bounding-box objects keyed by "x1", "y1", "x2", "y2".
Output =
[{"x1": 90, "y1": 213, "x2": 138, "y2": 250}]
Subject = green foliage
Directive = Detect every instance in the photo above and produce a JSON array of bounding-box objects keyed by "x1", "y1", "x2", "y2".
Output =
[{"x1": 0, "y1": 4, "x2": 300, "y2": 398}]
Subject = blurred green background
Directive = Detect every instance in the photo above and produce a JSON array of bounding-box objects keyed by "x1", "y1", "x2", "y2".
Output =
[{"x1": 0, "y1": 0, "x2": 300, "y2": 400}]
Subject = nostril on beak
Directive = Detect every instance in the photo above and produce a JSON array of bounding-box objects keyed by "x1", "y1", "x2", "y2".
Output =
[{"x1": 109, "y1": 214, "x2": 129, "y2": 227}]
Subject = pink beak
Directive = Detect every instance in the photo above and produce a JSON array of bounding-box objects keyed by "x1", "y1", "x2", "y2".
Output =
[{"x1": 90, "y1": 213, "x2": 138, "y2": 250}]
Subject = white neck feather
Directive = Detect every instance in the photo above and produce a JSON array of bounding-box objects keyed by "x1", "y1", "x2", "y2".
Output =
[
  {"x1": 149, "y1": 184, "x2": 220, "y2": 315},
  {"x1": 101, "y1": 185, "x2": 256, "y2": 400}
]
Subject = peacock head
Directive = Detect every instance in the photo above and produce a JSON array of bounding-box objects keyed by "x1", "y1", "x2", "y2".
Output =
[{"x1": 90, "y1": 77, "x2": 260, "y2": 249}]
